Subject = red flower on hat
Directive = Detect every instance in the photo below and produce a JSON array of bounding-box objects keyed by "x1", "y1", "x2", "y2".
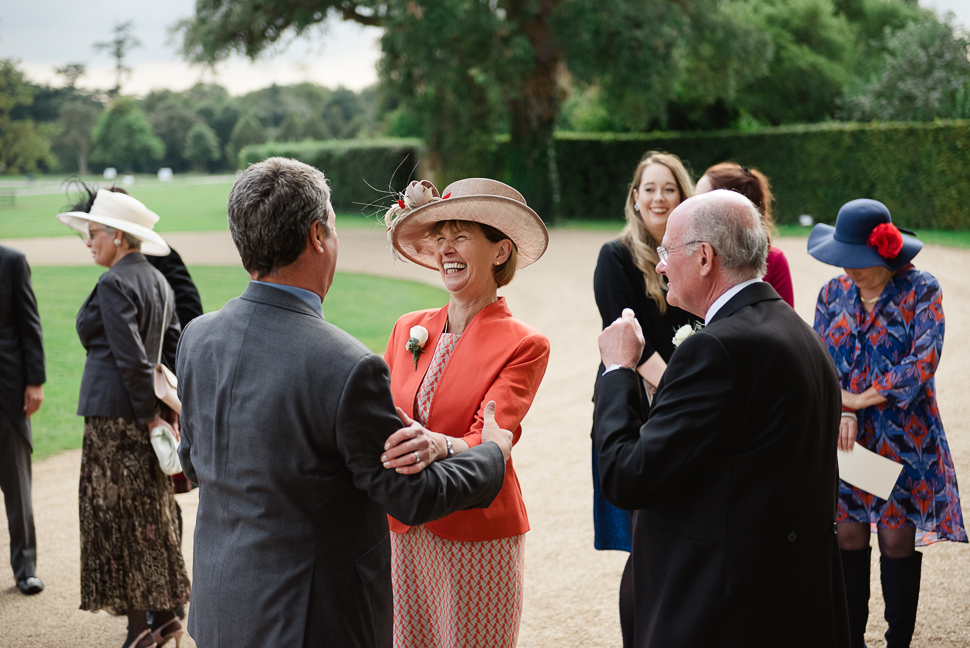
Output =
[{"x1": 868, "y1": 223, "x2": 904, "y2": 259}]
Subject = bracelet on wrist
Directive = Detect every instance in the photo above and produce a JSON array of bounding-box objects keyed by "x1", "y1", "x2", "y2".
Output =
[
  {"x1": 444, "y1": 435, "x2": 454, "y2": 459},
  {"x1": 840, "y1": 411, "x2": 857, "y2": 420}
]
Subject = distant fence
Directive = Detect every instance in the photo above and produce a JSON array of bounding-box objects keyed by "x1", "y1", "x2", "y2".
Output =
[{"x1": 241, "y1": 121, "x2": 970, "y2": 229}]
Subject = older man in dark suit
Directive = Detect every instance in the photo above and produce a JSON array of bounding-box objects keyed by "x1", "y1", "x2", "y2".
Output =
[
  {"x1": 0, "y1": 244, "x2": 46, "y2": 595},
  {"x1": 594, "y1": 190, "x2": 850, "y2": 647},
  {"x1": 177, "y1": 157, "x2": 509, "y2": 648}
]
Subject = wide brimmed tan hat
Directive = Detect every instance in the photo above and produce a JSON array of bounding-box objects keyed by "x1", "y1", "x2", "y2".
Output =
[
  {"x1": 56, "y1": 189, "x2": 171, "y2": 256},
  {"x1": 387, "y1": 178, "x2": 548, "y2": 270}
]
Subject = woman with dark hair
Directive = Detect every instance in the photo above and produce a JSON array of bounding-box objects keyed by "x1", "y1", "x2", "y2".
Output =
[
  {"x1": 809, "y1": 199, "x2": 966, "y2": 648},
  {"x1": 56, "y1": 190, "x2": 190, "y2": 648},
  {"x1": 695, "y1": 162, "x2": 794, "y2": 307}
]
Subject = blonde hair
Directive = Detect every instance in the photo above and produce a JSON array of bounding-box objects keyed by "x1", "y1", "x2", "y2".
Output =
[{"x1": 619, "y1": 151, "x2": 695, "y2": 314}]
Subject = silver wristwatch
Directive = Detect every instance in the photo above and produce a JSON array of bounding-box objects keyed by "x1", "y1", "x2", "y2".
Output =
[{"x1": 444, "y1": 436, "x2": 455, "y2": 458}]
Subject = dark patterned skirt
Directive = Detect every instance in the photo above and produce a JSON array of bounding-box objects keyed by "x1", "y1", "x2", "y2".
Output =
[{"x1": 79, "y1": 416, "x2": 191, "y2": 614}]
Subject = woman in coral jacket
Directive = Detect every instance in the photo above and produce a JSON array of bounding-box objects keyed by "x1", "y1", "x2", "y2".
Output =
[{"x1": 380, "y1": 178, "x2": 551, "y2": 648}]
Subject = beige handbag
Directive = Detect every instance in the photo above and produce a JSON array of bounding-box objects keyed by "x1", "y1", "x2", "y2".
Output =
[{"x1": 153, "y1": 291, "x2": 181, "y2": 415}]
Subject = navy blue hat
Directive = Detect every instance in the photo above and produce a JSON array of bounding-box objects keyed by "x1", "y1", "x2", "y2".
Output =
[{"x1": 807, "y1": 199, "x2": 922, "y2": 270}]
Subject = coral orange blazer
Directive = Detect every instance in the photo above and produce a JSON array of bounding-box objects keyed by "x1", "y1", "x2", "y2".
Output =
[{"x1": 384, "y1": 298, "x2": 550, "y2": 542}]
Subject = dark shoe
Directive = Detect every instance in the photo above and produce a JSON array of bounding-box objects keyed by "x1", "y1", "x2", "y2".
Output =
[
  {"x1": 17, "y1": 575, "x2": 44, "y2": 595},
  {"x1": 881, "y1": 552, "x2": 922, "y2": 648},
  {"x1": 841, "y1": 547, "x2": 872, "y2": 648}
]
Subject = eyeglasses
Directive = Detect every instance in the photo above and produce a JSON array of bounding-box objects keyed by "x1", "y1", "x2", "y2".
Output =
[
  {"x1": 656, "y1": 240, "x2": 716, "y2": 263},
  {"x1": 78, "y1": 227, "x2": 107, "y2": 244}
]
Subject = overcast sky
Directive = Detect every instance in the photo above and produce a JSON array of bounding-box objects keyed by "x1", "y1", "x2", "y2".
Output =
[
  {"x1": 0, "y1": 0, "x2": 382, "y2": 95},
  {"x1": 1, "y1": 0, "x2": 967, "y2": 97}
]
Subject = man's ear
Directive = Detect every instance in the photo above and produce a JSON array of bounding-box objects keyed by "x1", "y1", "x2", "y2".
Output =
[
  {"x1": 309, "y1": 220, "x2": 327, "y2": 253},
  {"x1": 697, "y1": 242, "x2": 716, "y2": 277}
]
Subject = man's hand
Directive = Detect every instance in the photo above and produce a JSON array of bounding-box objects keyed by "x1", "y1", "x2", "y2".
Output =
[
  {"x1": 598, "y1": 308, "x2": 645, "y2": 369},
  {"x1": 23, "y1": 384, "x2": 44, "y2": 419},
  {"x1": 481, "y1": 401, "x2": 513, "y2": 463}
]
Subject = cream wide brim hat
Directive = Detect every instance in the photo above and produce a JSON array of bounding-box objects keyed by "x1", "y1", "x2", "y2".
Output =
[
  {"x1": 389, "y1": 178, "x2": 548, "y2": 270},
  {"x1": 56, "y1": 189, "x2": 171, "y2": 256}
]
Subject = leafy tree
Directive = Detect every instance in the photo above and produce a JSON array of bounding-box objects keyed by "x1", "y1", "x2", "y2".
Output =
[
  {"x1": 55, "y1": 63, "x2": 87, "y2": 89},
  {"x1": 56, "y1": 101, "x2": 101, "y2": 174},
  {"x1": 225, "y1": 112, "x2": 268, "y2": 168},
  {"x1": 91, "y1": 97, "x2": 165, "y2": 172},
  {"x1": 0, "y1": 60, "x2": 58, "y2": 174},
  {"x1": 93, "y1": 21, "x2": 142, "y2": 96},
  {"x1": 728, "y1": 0, "x2": 856, "y2": 125},
  {"x1": 843, "y1": 13, "x2": 970, "y2": 120},
  {"x1": 147, "y1": 99, "x2": 201, "y2": 171},
  {"x1": 184, "y1": 121, "x2": 222, "y2": 172}
]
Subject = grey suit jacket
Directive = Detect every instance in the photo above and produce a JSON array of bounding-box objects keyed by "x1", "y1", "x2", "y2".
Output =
[
  {"x1": 176, "y1": 282, "x2": 506, "y2": 648},
  {"x1": 76, "y1": 253, "x2": 179, "y2": 424},
  {"x1": 0, "y1": 245, "x2": 46, "y2": 445}
]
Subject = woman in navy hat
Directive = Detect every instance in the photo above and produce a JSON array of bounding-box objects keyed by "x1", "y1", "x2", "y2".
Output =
[{"x1": 809, "y1": 199, "x2": 967, "y2": 648}]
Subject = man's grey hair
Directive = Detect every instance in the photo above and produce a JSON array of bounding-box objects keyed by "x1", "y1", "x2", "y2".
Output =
[
  {"x1": 682, "y1": 190, "x2": 768, "y2": 283},
  {"x1": 227, "y1": 157, "x2": 332, "y2": 278}
]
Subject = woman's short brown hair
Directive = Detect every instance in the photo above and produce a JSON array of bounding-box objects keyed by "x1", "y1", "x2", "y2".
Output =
[{"x1": 430, "y1": 220, "x2": 518, "y2": 287}]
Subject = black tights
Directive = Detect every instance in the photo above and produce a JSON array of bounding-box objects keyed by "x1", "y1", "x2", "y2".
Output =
[{"x1": 837, "y1": 522, "x2": 916, "y2": 559}]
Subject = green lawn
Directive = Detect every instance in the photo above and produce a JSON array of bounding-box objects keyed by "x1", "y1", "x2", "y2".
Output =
[
  {"x1": 28, "y1": 265, "x2": 447, "y2": 461},
  {"x1": 0, "y1": 179, "x2": 378, "y2": 239}
]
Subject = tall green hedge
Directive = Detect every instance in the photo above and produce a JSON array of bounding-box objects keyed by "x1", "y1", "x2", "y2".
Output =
[
  {"x1": 239, "y1": 122, "x2": 970, "y2": 228},
  {"x1": 552, "y1": 121, "x2": 970, "y2": 228},
  {"x1": 239, "y1": 138, "x2": 423, "y2": 213}
]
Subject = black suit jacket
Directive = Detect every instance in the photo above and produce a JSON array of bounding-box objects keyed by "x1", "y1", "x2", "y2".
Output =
[
  {"x1": 177, "y1": 283, "x2": 506, "y2": 648},
  {"x1": 0, "y1": 245, "x2": 45, "y2": 445},
  {"x1": 145, "y1": 247, "x2": 204, "y2": 328},
  {"x1": 76, "y1": 253, "x2": 179, "y2": 424},
  {"x1": 594, "y1": 282, "x2": 850, "y2": 648}
]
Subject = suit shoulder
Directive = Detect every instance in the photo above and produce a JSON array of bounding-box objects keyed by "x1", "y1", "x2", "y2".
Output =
[{"x1": 0, "y1": 245, "x2": 26, "y2": 264}]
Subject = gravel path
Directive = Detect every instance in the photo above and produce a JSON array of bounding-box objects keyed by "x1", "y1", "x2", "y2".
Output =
[{"x1": 1, "y1": 228, "x2": 967, "y2": 647}]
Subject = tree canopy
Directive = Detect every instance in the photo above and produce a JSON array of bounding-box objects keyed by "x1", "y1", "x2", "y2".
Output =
[{"x1": 176, "y1": 0, "x2": 968, "y2": 218}]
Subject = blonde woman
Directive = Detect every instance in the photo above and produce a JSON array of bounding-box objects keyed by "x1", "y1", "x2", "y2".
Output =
[{"x1": 591, "y1": 151, "x2": 701, "y2": 643}]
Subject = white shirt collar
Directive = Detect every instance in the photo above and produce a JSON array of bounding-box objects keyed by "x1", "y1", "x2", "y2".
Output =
[{"x1": 704, "y1": 278, "x2": 762, "y2": 325}]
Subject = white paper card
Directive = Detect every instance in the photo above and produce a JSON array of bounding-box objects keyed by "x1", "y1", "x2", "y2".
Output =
[{"x1": 837, "y1": 445, "x2": 904, "y2": 500}]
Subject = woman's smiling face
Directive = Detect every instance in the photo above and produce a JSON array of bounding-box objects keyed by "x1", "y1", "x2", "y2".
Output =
[
  {"x1": 433, "y1": 221, "x2": 508, "y2": 299},
  {"x1": 633, "y1": 163, "x2": 682, "y2": 242}
]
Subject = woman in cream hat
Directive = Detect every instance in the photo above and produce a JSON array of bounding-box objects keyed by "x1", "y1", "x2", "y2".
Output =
[
  {"x1": 810, "y1": 199, "x2": 966, "y2": 648},
  {"x1": 57, "y1": 189, "x2": 190, "y2": 648},
  {"x1": 380, "y1": 178, "x2": 550, "y2": 648}
]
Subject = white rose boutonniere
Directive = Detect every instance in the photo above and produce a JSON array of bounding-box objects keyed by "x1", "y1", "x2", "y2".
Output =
[
  {"x1": 406, "y1": 325, "x2": 429, "y2": 370},
  {"x1": 672, "y1": 322, "x2": 704, "y2": 348}
]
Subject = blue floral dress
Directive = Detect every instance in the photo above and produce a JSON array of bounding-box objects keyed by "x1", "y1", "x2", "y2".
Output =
[{"x1": 814, "y1": 264, "x2": 966, "y2": 545}]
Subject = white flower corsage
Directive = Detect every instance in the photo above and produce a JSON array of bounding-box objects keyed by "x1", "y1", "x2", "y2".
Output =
[
  {"x1": 672, "y1": 322, "x2": 704, "y2": 347},
  {"x1": 406, "y1": 325, "x2": 429, "y2": 370}
]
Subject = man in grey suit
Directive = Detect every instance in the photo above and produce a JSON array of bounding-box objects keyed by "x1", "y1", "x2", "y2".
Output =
[
  {"x1": 177, "y1": 157, "x2": 509, "y2": 648},
  {"x1": 0, "y1": 244, "x2": 46, "y2": 595}
]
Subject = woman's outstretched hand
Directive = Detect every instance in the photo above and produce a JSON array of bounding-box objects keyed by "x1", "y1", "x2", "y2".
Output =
[{"x1": 381, "y1": 407, "x2": 446, "y2": 474}]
